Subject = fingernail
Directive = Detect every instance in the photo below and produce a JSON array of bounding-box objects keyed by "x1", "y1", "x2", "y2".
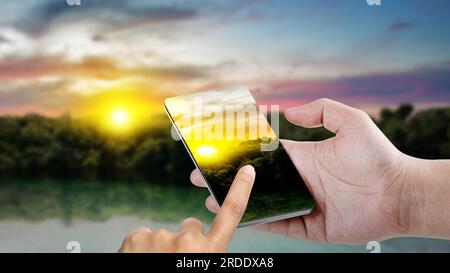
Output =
[{"x1": 240, "y1": 165, "x2": 255, "y2": 175}]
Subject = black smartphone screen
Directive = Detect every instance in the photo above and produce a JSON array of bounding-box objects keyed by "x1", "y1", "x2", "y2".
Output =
[{"x1": 164, "y1": 87, "x2": 315, "y2": 226}]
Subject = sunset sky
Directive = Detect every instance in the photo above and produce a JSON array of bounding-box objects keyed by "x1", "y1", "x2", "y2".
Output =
[{"x1": 1, "y1": 0, "x2": 450, "y2": 117}]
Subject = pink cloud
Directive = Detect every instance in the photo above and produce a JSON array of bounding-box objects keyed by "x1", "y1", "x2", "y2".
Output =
[{"x1": 249, "y1": 67, "x2": 450, "y2": 113}]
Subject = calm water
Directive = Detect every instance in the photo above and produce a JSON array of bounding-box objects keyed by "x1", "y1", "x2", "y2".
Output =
[{"x1": 0, "y1": 177, "x2": 449, "y2": 253}]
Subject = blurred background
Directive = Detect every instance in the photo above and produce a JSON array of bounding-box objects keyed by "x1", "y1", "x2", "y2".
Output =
[{"x1": 0, "y1": 0, "x2": 450, "y2": 252}]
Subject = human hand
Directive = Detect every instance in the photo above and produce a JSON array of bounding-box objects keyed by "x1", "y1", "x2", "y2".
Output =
[
  {"x1": 118, "y1": 165, "x2": 255, "y2": 252},
  {"x1": 191, "y1": 98, "x2": 412, "y2": 244}
]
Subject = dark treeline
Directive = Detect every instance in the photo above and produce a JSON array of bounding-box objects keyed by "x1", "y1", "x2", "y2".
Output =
[
  {"x1": 0, "y1": 104, "x2": 449, "y2": 183},
  {"x1": 0, "y1": 113, "x2": 193, "y2": 183}
]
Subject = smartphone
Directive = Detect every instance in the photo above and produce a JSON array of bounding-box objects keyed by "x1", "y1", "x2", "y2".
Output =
[{"x1": 164, "y1": 86, "x2": 315, "y2": 227}]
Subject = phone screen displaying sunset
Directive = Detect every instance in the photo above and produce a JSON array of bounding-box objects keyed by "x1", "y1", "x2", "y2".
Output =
[{"x1": 165, "y1": 87, "x2": 315, "y2": 225}]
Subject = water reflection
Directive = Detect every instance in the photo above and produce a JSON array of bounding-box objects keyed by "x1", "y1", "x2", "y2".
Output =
[
  {"x1": 1, "y1": 177, "x2": 449, "y2": 252},
  {"x1": 0, "y1": 175, "x2": 212, "y2": 224}
]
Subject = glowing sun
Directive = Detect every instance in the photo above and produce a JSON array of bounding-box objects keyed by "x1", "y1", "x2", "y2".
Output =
[{"x1": 109, "y1": 108, "x2": 131, "y2": 128}]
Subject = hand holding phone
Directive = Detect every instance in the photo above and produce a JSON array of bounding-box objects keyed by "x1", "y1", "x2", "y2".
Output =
[{"x1": 191, "y1": 98, "x2": 420, "y2": 244}]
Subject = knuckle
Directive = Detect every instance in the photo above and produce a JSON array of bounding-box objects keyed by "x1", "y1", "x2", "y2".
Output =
[
  {"x1": 183, "y1": 218, "x2": 204, "y2": 229},
  {"x1": 154, "y1": 229, "x2": 170, "y2": 238},
  {"x1": 183, "y1": 217, "x2": 202, "y2": 225},
  {"x1": 178, "y1": 231, "x2": 196, "y2": 242},
  {"x1": 353, "y1": 109, "x2": 371, "y2": 122},
  {"x1": 175, "y1": 232, "x2": 200, "y2": 248},
  {"x1": 317, "y1": 98, "x2": 332, "y2": 105},
  {"x1": 223, "y1": 198, "x2": 246, "y2": 218},
  {"x1": 126, "y1": 227, "x2": 150, "y2": 243}
]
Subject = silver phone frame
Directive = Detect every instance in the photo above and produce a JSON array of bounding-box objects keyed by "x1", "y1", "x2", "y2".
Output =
[{"x1": 163, "y1": 96, "x2": 313, "y2": 228}]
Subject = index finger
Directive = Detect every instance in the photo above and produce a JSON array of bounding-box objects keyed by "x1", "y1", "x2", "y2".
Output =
[{"x1": 207, "y1": 165, "x2": 255, "y2": 244}]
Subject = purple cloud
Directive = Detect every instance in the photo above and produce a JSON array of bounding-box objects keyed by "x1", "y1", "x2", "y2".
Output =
[
  {"x1": 389, "y1": 19, "x2": 418, "y2": 32},
  {"x1": 251, "y1": 66, "x2": 450, "y2": 109}
]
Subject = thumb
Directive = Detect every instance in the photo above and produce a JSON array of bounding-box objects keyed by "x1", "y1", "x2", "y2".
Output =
[{"x1": 284, "y1": 98, "x2": 367, "y2": 134}]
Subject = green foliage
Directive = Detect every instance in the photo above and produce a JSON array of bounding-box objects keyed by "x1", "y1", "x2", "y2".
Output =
[
  {"x1": 0, "y1": 104, "x2": 449, "y2": 180},
  {"x1": 377, "y1": 105, "x2": 450, "y2": 159}
]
